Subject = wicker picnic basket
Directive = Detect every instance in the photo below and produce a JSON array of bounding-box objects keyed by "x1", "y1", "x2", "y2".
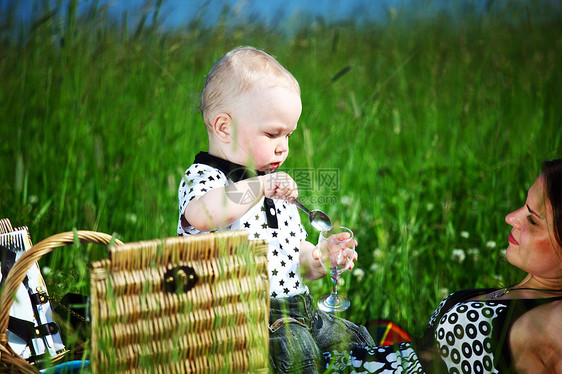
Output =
[
  {"x1": 89, "y1": 230, "x2": 270, "y2": 373},
  {"x1": 0, "y1": 218, "x2": 121, "y2": 374},
  {"x1": 1, "y1": 218, "x2": 270, "y2": 373}
]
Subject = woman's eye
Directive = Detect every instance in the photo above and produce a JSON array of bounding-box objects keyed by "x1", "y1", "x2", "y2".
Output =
[
  {"x1": 266, "y1": 133, "x2": 276, "y2": 138},
  {"x1": 526, "y1": 215, "x2": 536, "y2": 225}
]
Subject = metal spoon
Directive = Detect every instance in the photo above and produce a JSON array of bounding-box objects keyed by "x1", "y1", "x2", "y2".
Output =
[{"x1": 293, "y1": 199, "x2": 332, "y2": 231}]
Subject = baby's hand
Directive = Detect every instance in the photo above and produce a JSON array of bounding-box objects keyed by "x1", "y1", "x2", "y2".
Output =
[{"x1": 260, "y1": 172, "x2": 298, "y2": 201}]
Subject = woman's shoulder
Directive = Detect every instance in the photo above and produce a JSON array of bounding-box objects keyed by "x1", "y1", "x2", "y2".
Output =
[
  {"x1": 509, "y1": 298, "x2": 562, "y2": 333},
  {"x1": 509, "y1": 299, "x2": 562, "y2": 373}
]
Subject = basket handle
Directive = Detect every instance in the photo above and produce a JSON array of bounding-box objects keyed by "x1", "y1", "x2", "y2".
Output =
[{"x1": 0, "y1": 231, "x2": 122, "y2": 344}]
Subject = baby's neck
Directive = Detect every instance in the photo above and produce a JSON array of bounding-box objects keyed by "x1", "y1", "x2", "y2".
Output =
[{"x1": 207, "y1": 141, "x2": 227, "y2": 161}]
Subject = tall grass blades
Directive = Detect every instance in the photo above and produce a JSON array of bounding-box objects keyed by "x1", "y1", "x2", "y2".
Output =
[{"x1": 1, "y1": 0, "x2": 561, "y2": 350}]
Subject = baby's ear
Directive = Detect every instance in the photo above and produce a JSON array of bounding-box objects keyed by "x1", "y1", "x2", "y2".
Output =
[{"x1": 212, "y1": 113, "x2": 232, "y2": 143}]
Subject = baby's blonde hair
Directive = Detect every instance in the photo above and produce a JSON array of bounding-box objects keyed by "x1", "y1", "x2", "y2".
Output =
[{"x1": 200, "y1": 46, "x2": 300, "y2": 129}]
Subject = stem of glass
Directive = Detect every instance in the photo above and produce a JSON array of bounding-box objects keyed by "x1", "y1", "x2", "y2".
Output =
[{"x1": 330, "y1": 274, "x2": 339, "y2": 303}]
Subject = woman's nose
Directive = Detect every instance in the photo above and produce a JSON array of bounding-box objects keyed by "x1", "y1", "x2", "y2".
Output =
[{"x1": 505, "y1": 207, "x2": 523, "y2": 227}]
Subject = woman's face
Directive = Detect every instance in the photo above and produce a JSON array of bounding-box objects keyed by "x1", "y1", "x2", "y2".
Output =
[{"x1": 505, "y1": 175, "x2": 562, "y2": 282}]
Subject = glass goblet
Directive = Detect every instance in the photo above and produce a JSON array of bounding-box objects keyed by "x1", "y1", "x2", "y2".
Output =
[{"x1": 316, "y1": 226, "x2": 355, "y2": 312}]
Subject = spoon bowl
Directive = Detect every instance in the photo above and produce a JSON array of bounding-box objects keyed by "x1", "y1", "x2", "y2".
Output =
[{"x1": 293, "y1": 199, "x2": 332, "y2": 231}]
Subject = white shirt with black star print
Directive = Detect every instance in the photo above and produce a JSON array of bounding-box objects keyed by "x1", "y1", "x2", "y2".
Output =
[{"x1": 178, "y1": 163, "x2": 309, "y2": 298}]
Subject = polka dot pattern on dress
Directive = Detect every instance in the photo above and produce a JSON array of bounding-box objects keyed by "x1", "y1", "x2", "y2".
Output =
[{"x1": 435, "y1": 301, "x2": 506, "y2": 374}]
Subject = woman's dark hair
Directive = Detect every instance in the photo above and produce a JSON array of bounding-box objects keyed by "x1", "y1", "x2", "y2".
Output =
[{"x1": 542, "y1": 158, "x2": 562, "y2": 248}]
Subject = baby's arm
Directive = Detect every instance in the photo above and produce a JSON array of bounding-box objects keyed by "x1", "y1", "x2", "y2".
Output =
[
  {"x1": 184, "y1": 172, "x2": 298, "y2": 232},
  {"x1": 299, "y1": 241, "x2": 326, "y2": 281}
]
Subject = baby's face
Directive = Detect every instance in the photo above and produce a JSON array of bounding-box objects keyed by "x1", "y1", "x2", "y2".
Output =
[{"x1": 225, "y1": 86, "x2": 302, "y2": 173}]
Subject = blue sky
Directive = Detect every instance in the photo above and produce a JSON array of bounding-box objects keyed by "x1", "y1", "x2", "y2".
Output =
[{"x1": 1, "y1": 0, "x2": 476, "y2": 30}]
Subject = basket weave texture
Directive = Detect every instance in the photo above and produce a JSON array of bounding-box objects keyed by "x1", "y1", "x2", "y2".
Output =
[{"x1": 89, "y1": 231, "x2": 270, "y2": 373}]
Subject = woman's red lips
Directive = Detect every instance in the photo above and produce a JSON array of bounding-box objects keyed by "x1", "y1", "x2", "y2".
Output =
[{"x1": 508, "y1": 232, "x2": 519, "y2": 245}]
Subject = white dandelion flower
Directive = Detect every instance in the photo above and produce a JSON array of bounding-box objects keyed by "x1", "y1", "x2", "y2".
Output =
[
  {"x1": 373, "y1": 248, "x2": 384, "y2": 260},
  {"x1": 370, "y1": 262, "x2": 380, "y2": 272},
  {"x1": 451, "y1": 249, "x2": 466, "y2": 263},
  {"x1": 340, "y1": 196, "x2": 353, "y2": 207},
  {"x1": 353, "y1": 268, "x2": 365, "y2": 282},
  {"x1": 486, "y1": 241, "x2": 496, "y2": 248},
  {"x1": 460, "y1": 231, "x2": 470, "y2": 239}
]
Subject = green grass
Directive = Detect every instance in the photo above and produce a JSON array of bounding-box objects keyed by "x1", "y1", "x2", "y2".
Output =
[{"x1": 1, "y1": 0, "x2": 561, "y2": 360}]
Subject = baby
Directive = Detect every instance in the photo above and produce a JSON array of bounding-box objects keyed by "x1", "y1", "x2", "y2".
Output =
[{"x1": 178, "y1": 46, "x2": 373, "y2": 372}]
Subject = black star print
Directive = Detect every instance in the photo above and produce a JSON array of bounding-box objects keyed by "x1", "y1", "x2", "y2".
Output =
[
  {"x1": 255, "y1": 215, "x2": 260, "y2": 220},
  {"x1": 261, "y1": 223, "x2": 268, "y2": 229},
  {"x1": 293, "y1": 247, "x2": 299, "y2": 253},
  {"x1": 272, "y1": 232, "x2": 278, "y2": 238},
  {"x1": 288, "y1": 255, "x2": 293, "y2": 261},
  {"x1": 279, "y1": 280, "x2": 285, "y2": 286},
  {"x1": 261, "y1": 206, "x2": 266, "y2": 212},
  {"x1": 189, "y1": 188, "x2": 194, "y2": 193},
  {"x1": 186, "y1": 170, "x2": 191, "y2": 176},
  {"x1": 208, "y1": 176, "x2": 215, "y2": 181},
  {"x1": 200, "y1": 180, "x2": 206, "y2": 185},
  {"x1": 294, "y1": 281, "x2": 300, "y2": 289},
  {"x1": 244, "y1": 222, "x2": 250, "y2": 228},
  {"x1": 283, "y1": 288, "x2": 289, "y2": 294},
  {"x1": 201, "y1": 188, "x2": 207, "y2": 193},
  {"x1": 277, "y1": 208, "x2": 282, "y2": 215},
  {"x1": 198, "y1": 170, "x2": 204, "y2": 175},
  {"x1": 181, "y1": 181, "x2": 186, "y2": 187},
  {"x1": 183, "y1": 191, "x2": 186, "y2": 197},
  {"x1": 272, "y1": 250, "x2": 278, "y2": 257},
  {"x1": 289, "y1": 271, "x2": 295, "y2": 278},
  {"x1": 272, "y1": 291, "x2": 278, "y2": 298},
  {"x1": 280, "y1": 261, "x2": 286, "y2": 267},
  {"x1": 285, "y1": 238, "x2": 290, "y2": 244},
  {"x1": 272, "y1": 269, "x2": 278, "y2": 276},
  {"x1": 284, "y1": 221, "x2": 289, "y2": 226},
  {"x1": 290, "y1": 231, "x2": 296, "y2": 237},
  {"x1": 254, "y1": 233, "x2": 260, "y2": 239}
]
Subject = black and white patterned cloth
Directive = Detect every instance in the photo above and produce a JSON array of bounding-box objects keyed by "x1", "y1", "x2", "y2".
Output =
[
  {"x1": 324, "y1": 342, "x2": 424, "y2": 373},
  {"x1": 435, "y1": 300, "x2": 505, "y2": 373},
  {"x1": 324, "y1": 289, "x2": 562, "y2": 373},
  {"x1": 177, "y1": 153, "x2": 308, "y2": 298}
]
